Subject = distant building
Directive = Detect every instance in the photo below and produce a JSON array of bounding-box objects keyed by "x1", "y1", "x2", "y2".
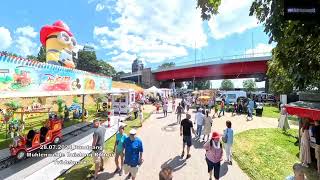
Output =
[{"x1": 132, "y1": 59, "x2": 144, "y2": 73}]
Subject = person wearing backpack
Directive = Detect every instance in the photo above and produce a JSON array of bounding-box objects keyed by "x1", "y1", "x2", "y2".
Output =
[
  {"x1": 203, "y1": 132, "x2": 223, "y2": 180},
  {"x1": 222, "y1": 120, "x2": 234, "y2": 165}
]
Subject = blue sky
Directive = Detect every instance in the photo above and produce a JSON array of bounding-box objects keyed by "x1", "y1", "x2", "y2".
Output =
[{"x1": 0, "y1": 0, "x2": 274, "y2": 88}]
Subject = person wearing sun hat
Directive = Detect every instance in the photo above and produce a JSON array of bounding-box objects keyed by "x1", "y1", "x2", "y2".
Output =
[
  {"x1": 203, "y1": 131, "x2": 223, "y2": 180},
  {"x1": 40, "y1": 20, "x2": 77, "y2": 68},
  {"x1": 123, "y1": 129, "x2": 143, "y2": 180}
]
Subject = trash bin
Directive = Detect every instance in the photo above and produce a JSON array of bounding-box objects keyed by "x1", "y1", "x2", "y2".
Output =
[{"x1": 256, "y1": 107, "x2": 263, "y2": 116}]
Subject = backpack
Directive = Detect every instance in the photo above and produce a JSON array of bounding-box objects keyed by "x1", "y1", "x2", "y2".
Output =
[{"x1": 222, "y1": 129, "x2": 228, "y2": 143}]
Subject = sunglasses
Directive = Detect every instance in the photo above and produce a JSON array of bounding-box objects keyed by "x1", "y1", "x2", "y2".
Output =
[{"x1": 46, "y1": 31, "x2": 77, "y2": 47}]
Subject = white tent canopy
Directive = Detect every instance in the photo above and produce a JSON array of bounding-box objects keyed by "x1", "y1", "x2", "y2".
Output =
[{"x1": 145, "y1": 86, "x2": 162, "y2": 93}]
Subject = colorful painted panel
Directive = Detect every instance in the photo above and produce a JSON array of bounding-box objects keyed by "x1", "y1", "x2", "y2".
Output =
[{"x1": 0, "y1": 54, "x2": 112, "y2": 98}]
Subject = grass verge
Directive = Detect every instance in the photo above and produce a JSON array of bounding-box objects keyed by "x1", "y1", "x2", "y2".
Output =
[
  {"x1": 233, "y1": 128, "x2": 317, "y2": 180},
  {"x1": 56, "y1": 111, "x2": 153, "y2": 180}
]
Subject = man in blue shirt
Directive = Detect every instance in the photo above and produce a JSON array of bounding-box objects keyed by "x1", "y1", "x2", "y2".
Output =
[{"x1": 123, "y1": 129, "x2": 143, "y2": 180}]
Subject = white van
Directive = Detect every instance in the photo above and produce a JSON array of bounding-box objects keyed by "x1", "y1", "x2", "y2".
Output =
[{"x1": 216, "y1": 91, "x2": 247, "y2": 103}]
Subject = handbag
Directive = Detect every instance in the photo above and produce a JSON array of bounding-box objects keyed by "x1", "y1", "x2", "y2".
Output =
[{"x1": 222, "y1": 129, "x2": 228, "y2": 143}]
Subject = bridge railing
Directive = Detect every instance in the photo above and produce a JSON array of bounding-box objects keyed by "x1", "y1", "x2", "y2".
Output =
[{"x1": 153, "y1": 52, "x2": 272, "y2": 71}]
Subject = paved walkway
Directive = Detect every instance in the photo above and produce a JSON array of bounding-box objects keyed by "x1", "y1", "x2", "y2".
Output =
[{"x1": 98, "y1": 103, "x2": 297, "y2": 180}]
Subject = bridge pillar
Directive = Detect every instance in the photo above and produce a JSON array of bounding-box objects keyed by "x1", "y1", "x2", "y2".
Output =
[
  {"x1": 141, "y1": 68, "x2": 159, "y2": 88},
  {"x1": 265, "y1": 77, "x2": 269, "y2": 93}
]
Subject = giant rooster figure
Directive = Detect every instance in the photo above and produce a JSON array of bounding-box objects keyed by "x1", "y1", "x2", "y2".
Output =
[{"x1": 40, "y1": 20, "x2": 77, "y2": 68}]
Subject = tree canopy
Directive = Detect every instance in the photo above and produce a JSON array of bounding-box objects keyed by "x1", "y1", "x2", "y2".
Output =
[
  {"x1": 158, "y1": 62, "x2": 175, "y2": 69},
  {"x1": 220, "y1": 79, "x2": 234, "y2": 90},
  {"x1": 197, "y1": 0, "x2": 320, "y2": 93},
  {"x1": 243, "y1": 79, "x2": 256, "y2": 92}
]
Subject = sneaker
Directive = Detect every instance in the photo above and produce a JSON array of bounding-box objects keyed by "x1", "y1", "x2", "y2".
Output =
[
  {"x1": 119, "y1": 169, "x2": 123, "y2": 176},
  {"x1": 186, "y1": 154, "x2": 191, "y2": 159}
]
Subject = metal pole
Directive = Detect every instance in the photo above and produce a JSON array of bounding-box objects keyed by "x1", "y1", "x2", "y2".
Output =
[{"x1": 82, "y1": 94, "x2": 85, "y2": 122}]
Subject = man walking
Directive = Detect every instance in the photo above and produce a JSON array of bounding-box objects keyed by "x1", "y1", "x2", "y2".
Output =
[
  {"x1": 195, "y1": 108, "x2": 205, "y2": 139},
  {"x1": 218, "y1": 99, "x2": 225, "y2": 117},
  {"x1": 123, "y1": 129, "x2": 144, "y2": 180},
  {"x1": 91, "y1": 119, "x2": 106, "y2": 180},
  {"x1": 163, "y1": 102, "x2": 168, "y2": 117},
  {"x1": 176, "y1": 103, "x2": 184, "y2": 124},
  {"x1": 180, "y1": 114, "x2": 195, "y2": 159},
  {"x1": 133, "y1": 103, "x2": 139, "y2": 119}
]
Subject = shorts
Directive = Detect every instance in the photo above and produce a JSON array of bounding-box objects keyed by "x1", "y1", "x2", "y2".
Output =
[
  {"x1": 123, "y1": 164, "x2": 139, "y2": 177},
  {"x1": 316, "y1": 145, "x2": 320, "y2": 160},
  {"x1": 183, "y1": 136, "x2": 192, "y2": 147},
  {"x1": 93, "y1": 150, "x2": 104, "y2": 164},
  {"x1": 115, "y1": 150, "x2": 124, "y2": 157}
]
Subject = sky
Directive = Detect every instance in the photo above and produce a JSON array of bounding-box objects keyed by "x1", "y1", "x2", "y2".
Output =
[{"x1": 0, "y1": 0, "x2": 275, "y2": 88}]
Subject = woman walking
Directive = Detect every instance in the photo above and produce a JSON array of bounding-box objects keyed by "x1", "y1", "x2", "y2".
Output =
[
  {"x1": 203, "y1": 132, "x2": 223, "y2": 180},
  {"x1": 300, "y1": 120, "x2": 311, "y2": 167},
  {"x1": 203, "y1": 110, "x2": 213, "y2": 141},
  {"x1": 113, "y1": 125, "x2": 127, "y2": 176},
  {"x1": 172, "y1": 98, "x2": 176, "y2": 112},
  {"x1": 223, "y1": 121, "x2": 234, "y2": 165}
]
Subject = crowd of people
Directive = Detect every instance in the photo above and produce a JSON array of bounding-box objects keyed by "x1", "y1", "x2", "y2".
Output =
[{"x1": 90, "y1": 95, "x2": 318, "y2": 180}]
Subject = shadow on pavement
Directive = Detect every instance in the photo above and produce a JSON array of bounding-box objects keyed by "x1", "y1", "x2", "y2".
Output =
[
  {"x1": 97, "y1": 171, "x2": 116, "y2": 179},
  {"x1": 157, "y1": 116, "x2": 166, "y2": 119},
  {"x1": 161, "y1": 156, "x2": 187, "y2": 172},
  {"x1": 192, "y1": 137, "x2": 204, "y2": 149},
  {"x1": 167, "y1": 122, "x2": 178, "y2": 126},
  {"x1": 219, "y1": 161, "x2": 229, "y2": 178}
]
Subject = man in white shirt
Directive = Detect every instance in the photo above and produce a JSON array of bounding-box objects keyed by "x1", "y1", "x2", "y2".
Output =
[{"x1": 195, "y1": 109, "x2": 204, "y2": 139}]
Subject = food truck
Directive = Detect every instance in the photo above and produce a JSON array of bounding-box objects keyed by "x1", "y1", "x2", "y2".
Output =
[{"x1": 111, "y1": 88, "x2": 135, "y2": 114}]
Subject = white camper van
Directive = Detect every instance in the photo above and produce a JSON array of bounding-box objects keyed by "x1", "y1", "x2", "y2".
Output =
[{"x1": 216, "y1": 91, "x2": 247, "y2": 103}]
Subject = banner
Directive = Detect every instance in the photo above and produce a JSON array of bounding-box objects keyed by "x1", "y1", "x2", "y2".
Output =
[{"x1": 0, "y1": 54, "x2": 112, "y2": 98}]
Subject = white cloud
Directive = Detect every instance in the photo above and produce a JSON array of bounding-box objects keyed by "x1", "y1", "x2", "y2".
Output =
[
  {"x1": 95, "y1": 3, "x2": 105, "y2": 11},
  {"x1": 0, "y1": 27, "x2": 12, "y2": 49},
  {"x1": 208, "y1": 0, "x2": 259, "y2": 39},
  {"x1": 110, "y1": 52, "x2": 138, "y2": 72},
  {"x1": 93, "y1": 0, "x2": 207, "y2": 70},
  {"x1": 15, "y1": 36, "x2": 37, "y2": 56},
  {"x1": 245, "y1": 43, "x2": 275, "y2": 56},
  {"x1": 16, "y1": 26, "x2": 37, "y2": 38},
  {"x1": 106, "y1": 49, "x2": 119, "y2": 55}
]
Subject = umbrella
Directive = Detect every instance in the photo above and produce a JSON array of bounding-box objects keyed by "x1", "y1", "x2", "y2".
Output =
[{"x1": 198, "y1": 96, "x2": 211, "y2": 100}]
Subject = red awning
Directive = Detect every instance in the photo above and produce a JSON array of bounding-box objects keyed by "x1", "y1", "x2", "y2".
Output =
[{"x1": 285, "y1": 102, "x2": 320, "y2": 121}]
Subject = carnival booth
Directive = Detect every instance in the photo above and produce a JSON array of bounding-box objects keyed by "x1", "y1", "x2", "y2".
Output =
[
  {"x1": 145, "y1": 86, "x2": 162, "y2": 98},
  {"x1": 285, "y1": 92, "x2": 320, "y2": 163},
  {"x1": 160, "y1": 88, "x2": 173, "y2": 98},
  {"x1": 111, "y1": 88, "x2": 135, "y2": 114}
]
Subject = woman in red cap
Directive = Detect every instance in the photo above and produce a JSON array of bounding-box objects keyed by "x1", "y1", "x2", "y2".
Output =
[{"x1": 203, "y1": 132, "x2": 223, "y2": 180}]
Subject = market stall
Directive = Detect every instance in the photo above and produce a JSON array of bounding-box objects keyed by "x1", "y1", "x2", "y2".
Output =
[
  {"x1": 110, "y1": 88, "x2": 135, "y2": 114},
  {"x1": 160, "y1": 88, "x2": 173, "y2": 98},
  {"x1": 285, "y1": 93, "x2": 320, "y2": 164}
]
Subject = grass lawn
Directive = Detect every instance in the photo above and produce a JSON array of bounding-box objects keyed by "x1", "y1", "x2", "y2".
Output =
[
  {"x1": 233, "y1": 128, "x2": 318, "y2": 180},
  {"x1": 57, "y1": 111, "x2": 152, "y2": 180},
  {"x1": 262, "y1": 106, "x2": 280, "y2": 118}
]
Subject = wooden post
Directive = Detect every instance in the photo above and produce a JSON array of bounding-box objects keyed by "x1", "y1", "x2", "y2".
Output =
[{"x1": 82, "y1": 94, "x2": 85, "y2": 122}]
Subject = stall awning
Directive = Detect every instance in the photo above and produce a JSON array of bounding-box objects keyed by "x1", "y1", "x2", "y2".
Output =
[{"x1": 285, "y1": 101, "x2": 320, "y2": 121}]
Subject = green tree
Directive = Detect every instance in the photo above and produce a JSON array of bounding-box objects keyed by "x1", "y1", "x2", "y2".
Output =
[
  {"x1": 243, "y1": 79, "x2": 256, "y2": 92},
  {"x1": 26, "y1": 55, "x2": 37, "y2": 60},
  {"x1": 158, "y1": 62, "x2": 175, "y2": 69},
  {"x1": 220, "y1": 80, "x2": 234, "y2": 90},
  {"x1": 187, "y1": 80, "x2": 211, "y2": 90},
  {"x1": 113, "y1": 71, "x2": 126, "y2": 81},
  {"x1": 76, "y1": 50, "x2": 99, "y2": 72},
  {"x1": 37, "y1": 46, "x2": 46, "y2": 62},
  {"x1": 196, "y1": 0, "x2": 320, "y2": 92},
  {"x1": 98, "y1": 60, "x2": 117, "y2": 77},
  {"x1": 196, "y1": 0, "x2": 221, "y2": 20},
  {"x1": 249, "y1": 0, "x2": 320, "y2": 91}
]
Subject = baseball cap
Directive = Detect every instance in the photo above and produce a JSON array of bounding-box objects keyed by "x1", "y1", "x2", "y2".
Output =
[{"x1": 129, "y1": 129, "x2": 137, "y2": 135}]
